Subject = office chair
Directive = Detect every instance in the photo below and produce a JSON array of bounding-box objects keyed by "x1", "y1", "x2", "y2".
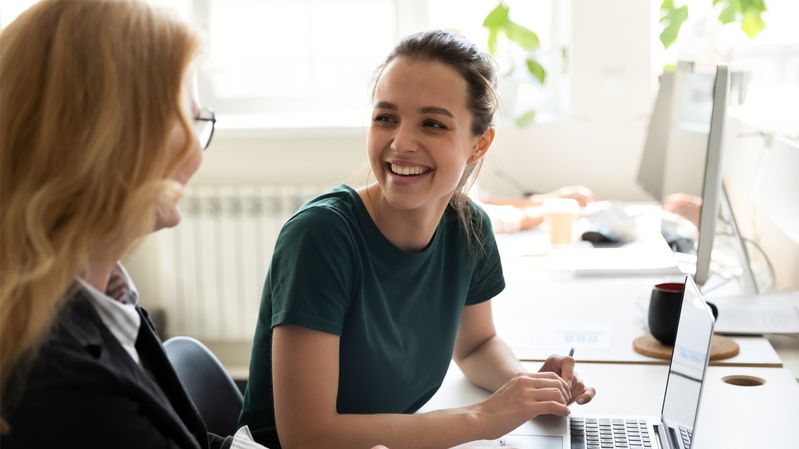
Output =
[{"x1": 163, "y1": 336, "x2": 243, "y2": 437}]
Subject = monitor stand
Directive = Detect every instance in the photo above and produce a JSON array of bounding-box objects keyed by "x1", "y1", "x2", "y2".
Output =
[{"x1": 715, "y1": 181, "x2": 759, "y2": 294}]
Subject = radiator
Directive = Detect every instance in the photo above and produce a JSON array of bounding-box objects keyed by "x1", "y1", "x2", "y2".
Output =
[{"x1": 151, "y1": 185, "x2": 327, "y2": 341}]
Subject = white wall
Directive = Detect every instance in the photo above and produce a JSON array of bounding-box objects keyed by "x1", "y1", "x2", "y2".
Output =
[
  {"x1": 482, "y1": 0, "x2": 657, "y2": 200},
  {"x1": 190, "y1": 0, "x2": 658, "y2": 202},
  {"x1": 723, "y1": 113, "x2": 799, "y2": 291},
  {"x1": 192, "y1": 127, "x2": 370, "y2": 188}
]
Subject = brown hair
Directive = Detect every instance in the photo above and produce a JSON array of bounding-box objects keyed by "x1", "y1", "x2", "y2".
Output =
[
  {"x1": 0, "y1": 0, "x2": 199, "y2": 432},
  {"x1": 373, "y1": 30, "x2": 499, "y2": 249}
]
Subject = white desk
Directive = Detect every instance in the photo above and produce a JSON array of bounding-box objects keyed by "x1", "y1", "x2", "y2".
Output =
[
  {"x1": 420, "y1": 361, "x2": 799, "y2": 449},
  {"x1": 768, "y1": 334, "x2": 799, "y2": 379},
  {"x1": 492, "y1": 260, "x2": 782, "y2": 367}
]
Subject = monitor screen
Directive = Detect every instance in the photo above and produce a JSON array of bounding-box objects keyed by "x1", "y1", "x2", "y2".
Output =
[
  {"x1": 636, "y1": 71, "x2": 675, "y2": 201},
  {"x1": 660, "y1": 276, "x2": 715, "y2": 449},
  {"x1": 636, "y1": 63, "x2": 728, "y2": 285}
]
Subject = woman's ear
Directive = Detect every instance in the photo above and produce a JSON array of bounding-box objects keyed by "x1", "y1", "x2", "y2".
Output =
[{"x1": 468, "y1": 127, "x2": 495, "y2": 164}]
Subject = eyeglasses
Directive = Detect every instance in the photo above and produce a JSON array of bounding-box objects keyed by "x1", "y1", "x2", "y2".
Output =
[{"x1": 194, "y1": 108, "x2": 216, "y2": 150}]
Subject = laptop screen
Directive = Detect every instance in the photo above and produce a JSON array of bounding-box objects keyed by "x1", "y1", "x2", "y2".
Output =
[{"x1": 660, "y1": 276, "x2": 715, "y2": 448}]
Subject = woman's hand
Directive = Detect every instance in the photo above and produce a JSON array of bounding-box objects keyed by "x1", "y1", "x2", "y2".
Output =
[
  {"x1": 539, "y1": 354, "x2": 596, "y2": 405},
  {"x1": 473, "y1": 372, "x2": 572, "y2": 440},
  {"x1": 662, "y1": 192, "x2": 702, "y2": 228},
  {"x1": 531, "y1": 185, "x2": 596, "y2": 207}
]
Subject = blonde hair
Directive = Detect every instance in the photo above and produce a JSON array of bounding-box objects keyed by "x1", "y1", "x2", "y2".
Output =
[{"x1": 0, "y1": 0, "x2": 199, "y2": 431}]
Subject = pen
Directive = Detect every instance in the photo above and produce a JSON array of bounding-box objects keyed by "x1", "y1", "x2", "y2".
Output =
[{"x1": 567, "y1": 347, "x2": 576, "y2": 395}]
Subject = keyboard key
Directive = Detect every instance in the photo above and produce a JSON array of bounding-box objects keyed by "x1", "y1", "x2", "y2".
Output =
[
  {"x1": 571, "y1": 417, "x2": 654, "y2": 449},
  {"x1": 571, "y1": 440, "x2": 586, "y2": 449}
]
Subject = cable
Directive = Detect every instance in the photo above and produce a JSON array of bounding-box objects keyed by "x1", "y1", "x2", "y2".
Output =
[
  {"x1": 742, "y1": 237, "x2": 777, "y2": 291},
  {"x1": 709, "y1": 230, "x2": 777, "y2": 292}
]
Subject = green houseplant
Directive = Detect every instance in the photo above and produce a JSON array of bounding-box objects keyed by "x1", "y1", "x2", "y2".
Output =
[
  {"x1": 660, "y1": 0, "x2": 767, "y2": 50},
  {"x1": 482, "y1": 2, "x2": 546, "y2": 126}
]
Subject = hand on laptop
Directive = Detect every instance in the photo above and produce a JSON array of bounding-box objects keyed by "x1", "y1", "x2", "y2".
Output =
[
  {"x1": 539, "y1": 354, "x2": 596, "y2": 405},
  {"x1": 472, "y1": 371, "x2": 572, "y2": 439}
]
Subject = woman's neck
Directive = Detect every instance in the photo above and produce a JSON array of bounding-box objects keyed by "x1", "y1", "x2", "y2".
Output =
[
  {"x1": 358, "y1": 184, "x2": 449, "y2": 253},
  {"x1": 81, "y1": 246, "x2": 126, "y2": 294}
]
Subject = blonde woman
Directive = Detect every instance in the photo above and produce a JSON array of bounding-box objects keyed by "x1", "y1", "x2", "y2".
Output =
[{"x1": 0, "y1": 1, "x2": 269, "y2": 448}]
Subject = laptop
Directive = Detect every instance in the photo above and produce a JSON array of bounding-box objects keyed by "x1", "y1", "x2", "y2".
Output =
[{"x1": 467, "y1": 275, "x2": 715, "y2": 449}]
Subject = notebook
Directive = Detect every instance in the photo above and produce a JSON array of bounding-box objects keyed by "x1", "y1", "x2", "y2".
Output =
[{"x1": 713, "y1": 290, "x2": 799, "y2": 335}]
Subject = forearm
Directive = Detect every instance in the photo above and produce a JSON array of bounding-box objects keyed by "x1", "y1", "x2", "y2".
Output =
[
  {"x1": 455, "y1": 334, "x2": 524, "y2": 392},
  {"x1": 519, "y1": 207, "x2": 544, "y2": 230},
  {"x1": 281, "y1": 406, "x2": 484, "y2": 449},
  {"x1": 485, "y1": 196, "x2": 539, "y2": 208}
]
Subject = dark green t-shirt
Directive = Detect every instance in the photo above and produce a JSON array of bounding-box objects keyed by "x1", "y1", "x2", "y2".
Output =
[{"x1": 240, "y1": 185, "x2": 505, "y2": 448}]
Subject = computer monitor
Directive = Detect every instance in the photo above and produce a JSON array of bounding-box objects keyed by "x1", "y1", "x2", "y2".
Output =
[
  {"x1": 636, "y1": 70, "x2": 675, "y2": 201},
  {"x1": 636, "y1": 65, "x2": 713, "y2": 227},
  {"x1": 693, "y1": 65, "x2": 728, "y2": 285},
  {"x1": 636, "y1": 63, "x2": 729, "y2": 285}
]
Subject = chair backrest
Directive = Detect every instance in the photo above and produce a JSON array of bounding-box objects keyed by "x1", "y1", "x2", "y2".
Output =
[{"x1": 163, "y1": 336, "x2": 243, "y2": 437}]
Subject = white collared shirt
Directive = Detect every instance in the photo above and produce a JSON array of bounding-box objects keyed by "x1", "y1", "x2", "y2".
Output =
[
  {"x1": 76, "y1": 264, "x2": 267, "y2": 448},
  {"x1": 77, "y1": 264, "x2": 142, "y2": 364}
]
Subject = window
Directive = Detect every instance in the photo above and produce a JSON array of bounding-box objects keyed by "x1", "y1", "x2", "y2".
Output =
[
  {"x1": 193, "y1": 0, "x2": 397, "y2": 128},
  {"x1": 191, "y1": 0, "x2": 566, "y2": 128},
  {"x1": 659, "y1": 0, "x2": 799, "y2": 109},
  {"x1": 427, "y1": 0, "x2": 568, "y2": 118},
  {"x1": 0, "y1": 0, "x2": 37, "y2": 27},
  {"x1": 1, "y1": 0, "x2": 567, "y2": 128}
]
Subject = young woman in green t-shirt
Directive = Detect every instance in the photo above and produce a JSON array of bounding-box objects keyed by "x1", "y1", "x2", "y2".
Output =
[{"x1": 241, "y1": 30, "x2": 596, "y2": 449}]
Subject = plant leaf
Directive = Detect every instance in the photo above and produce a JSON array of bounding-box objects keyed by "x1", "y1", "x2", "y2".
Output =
[
  {"x1": 660, "y1": 24, "x2": 678, "y2": 48},
  {"x1": 741, "y1": 0, "x2": 767, "y2": 12},
  {"x1": 659, "y1": 2, "x2": 688, "y2": 49},
  {"x1": 525, "y1": 58, "x2": 546, "y2": 84},
  {"x1": 515, "y1": 110, "x2": 536, "y2": 127},
  {"x1": 483, "y1": 3, "x2": 509, "y2": 28},
  {"x1": 487, "y1": 27, "x2": 499, "y2": 55},
  {"x1": 714, "y1": 0, "x2": 767, "y2": 38},
  {"x1": 505, "y1": 20, "x2": 540, "y2": 50},
  {"x1": 718, "y1": 3, "x2": 737, "y2": 24},
  {"x1": 741, "y1": 8, "x2": 766, "y2": 37}
]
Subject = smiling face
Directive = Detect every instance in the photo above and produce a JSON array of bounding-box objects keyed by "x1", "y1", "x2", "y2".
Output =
[{"x1": 367, "y1": 57, "x2": 490, "y2": 215}]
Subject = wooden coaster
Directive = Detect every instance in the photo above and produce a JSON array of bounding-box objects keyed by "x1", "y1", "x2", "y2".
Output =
[{"x1": 633, "y1": 333, "x2": 740, "y2": 361}]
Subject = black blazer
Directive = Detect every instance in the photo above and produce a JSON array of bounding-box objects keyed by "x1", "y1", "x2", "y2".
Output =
[{"x1": 2, "y1": 288, "x2": 234, "y2": 449}]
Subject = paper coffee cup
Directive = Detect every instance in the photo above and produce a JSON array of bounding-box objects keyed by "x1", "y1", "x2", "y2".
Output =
[{"x1": 543, "y1": 198, "x2": 580, "y2": 245}]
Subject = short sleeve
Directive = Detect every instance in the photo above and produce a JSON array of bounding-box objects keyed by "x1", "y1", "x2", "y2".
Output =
[
  {"x1": 465, "y1": 203, "x2": 506, "y2": 305},
  {"x1": 267, "y1": 207, "x2": 355, "y2": 335}
]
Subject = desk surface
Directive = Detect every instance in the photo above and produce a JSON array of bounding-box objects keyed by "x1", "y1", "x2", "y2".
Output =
[
  {"x1": 420, "y1": 361, "x2": 799, "y2": 449},
  {"x1": 492, "y1": 263, "x2": 783, "y2": 367},
  {"x1": 768, "y1": 334, "x2": 799, "y2": 379}
]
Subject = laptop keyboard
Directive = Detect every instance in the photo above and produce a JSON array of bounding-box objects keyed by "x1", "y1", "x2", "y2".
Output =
[
  {"x1": 569, "y1": 418, "x2": 651, "y2": 449},
  {"x1": 678, "y1": 426, "x2": 692, "y2": 448}
]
